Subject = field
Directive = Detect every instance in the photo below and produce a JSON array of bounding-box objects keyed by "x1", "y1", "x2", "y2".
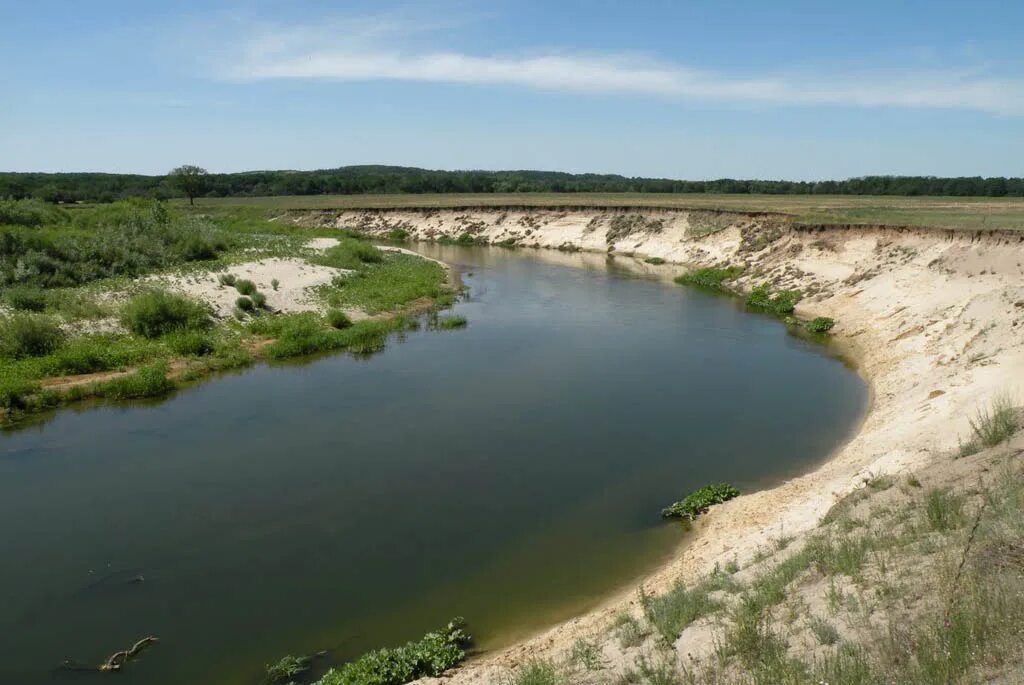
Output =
[{"x1": 181, "y1": 193, "x2": 1024, "y2": 231}]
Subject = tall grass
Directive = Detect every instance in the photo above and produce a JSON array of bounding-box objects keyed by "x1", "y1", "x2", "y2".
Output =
[
  {"x1": 323, "y1": 253, "x2": 448, "y2": 314},
  {"x1": 967, "y1": 393, "x2": 1018, "y2": 451},
  {"x1": 674, "y1": 265, "x2": 743, "y2": 290},
  {"x1": 0, "y1": 314, "x2": 64, "y2": 358}
]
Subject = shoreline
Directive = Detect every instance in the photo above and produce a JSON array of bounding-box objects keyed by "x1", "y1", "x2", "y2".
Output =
[{"x1": 290, "y1": 207, "x2": 1024, "y2": 682}]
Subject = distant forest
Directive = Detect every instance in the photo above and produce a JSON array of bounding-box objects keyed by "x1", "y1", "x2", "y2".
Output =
[{"x1": 2, "y1": 166, "x2": 1023, "y2": 202}]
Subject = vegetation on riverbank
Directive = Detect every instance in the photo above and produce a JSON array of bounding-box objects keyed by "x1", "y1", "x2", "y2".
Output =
[
  {"x1": 0, "y1": 199, "x2": 458, "y2": 424},
  {"x1": 662, "y1": 483, "x2": 740, "y2": 522},
  {"x1": 673, "y1": 266, "x2": 743, "y2": 290}
]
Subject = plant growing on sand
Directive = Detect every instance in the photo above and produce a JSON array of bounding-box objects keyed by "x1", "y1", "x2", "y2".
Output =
[
  {"x1": 271, "y1": 278, "x2": 280, "y2": 291},
  {"x1": 326, "y1": 309, "x2": 352, "y2": 329},
  {"x1": 266, "y1": 654, "x2": 311, "y2": 684},
  {"x1": 218, "y1": 273, "x2": 237, "y2": 287},
  {"x1": 121, "y1": 290, "x2": 211, "y2": 338},
  {"x1": 662, "y1": 483, "x2": 740, "y2": 521},
  {"x1": 235, "y1": 296, "x2": 255, "y2": 312},
  {"x1": 235, "y1": 279, "x2": 258, "y2": 296}
]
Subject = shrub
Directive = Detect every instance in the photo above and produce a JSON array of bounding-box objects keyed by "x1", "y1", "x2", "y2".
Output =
[
  {"x1": 327, "y1": 309, "x2": 352, "y2": 329},
  {"x1": 235, "y1": 296, "x2": 254, "y2": 312},
  {"x1": 433, "y1": 315, "x2": 467, "y2": 330},
  {"x1": 314, "y1": 618, "x2": 468, "y2": 685},
  {"x1": 0, "y1": 377, "x2": 40, "y2": 410},
  {"x1": 44, "y1": 335, "x2": 152, "y2": 375},
  {"x1": 251, "y1": 291, "x2": 267, "y2": 309},
  {"x1": 0, "y1": 198, "x2": 67, "y2": 227},
  {"x1": 121, "y1": 290, "x2": 212, "y2": 338},
  {"x1": 746, "y1": 284, "x2": 801, "y2": 315},
  {"x1": 809, "y1": 616, "x2": 840, "y2": 646},
  {"x1": 0, "y1": 314, "x2": 64, "y2": 358},
  {"x1": 674, "y1": 266, "x2": 743, "y2": 290},
  {"x1": 165, "y1": 330, "x2": 215, "y2": 357},
  {"x1": 218, "y1": 273, "x2": 237, "y2": 287},
  {"x1": 644, "y1": 257, "x2": 666, "y2": 265},
  {"x1": 807, "y1": 316, "x2": 836, "y2": 333},
  {"x1": 388, "y1": 228, "x2": 410, "y2": 242},
  {"x1": 5, "y1": 286, "x2": 48, "y2": 312},
  {"x1": 271, "y1": 278, "x2": 280, "y2": 291},
  {"x1": 234, "y1": 279, "x2": 257, "y2": 296},
  {"x1": 662, "y1": 483, "x2": 740, "y2": 521}
]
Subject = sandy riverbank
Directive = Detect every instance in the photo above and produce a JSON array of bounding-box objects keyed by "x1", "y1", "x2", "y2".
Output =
[{"x1": 289, "y1": 207, "x2": 1024, "y2": 682}]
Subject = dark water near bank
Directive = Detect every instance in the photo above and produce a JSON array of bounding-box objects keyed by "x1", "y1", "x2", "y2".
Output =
[{"x1": 0, "y1": 246, "x2": 866, "y2": 684}]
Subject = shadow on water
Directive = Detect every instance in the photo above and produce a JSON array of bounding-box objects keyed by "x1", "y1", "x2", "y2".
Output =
[{"x1": 0, "y1": 245, "x2": 867, "y2": 685}]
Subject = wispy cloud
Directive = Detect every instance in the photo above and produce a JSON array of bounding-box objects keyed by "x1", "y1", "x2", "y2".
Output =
[{"x1": 210, "y1": 16, "x2": 1024, "y2": 116}]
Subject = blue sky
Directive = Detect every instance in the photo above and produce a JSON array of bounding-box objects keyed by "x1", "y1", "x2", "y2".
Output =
[{"x1": 3, "y1": 0, "x2": 1024, "y2": 179}]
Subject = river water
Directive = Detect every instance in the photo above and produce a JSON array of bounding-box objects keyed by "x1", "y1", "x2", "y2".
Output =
[{"x1": 0, "y1": 245, "x2": 866, "y2": 684}]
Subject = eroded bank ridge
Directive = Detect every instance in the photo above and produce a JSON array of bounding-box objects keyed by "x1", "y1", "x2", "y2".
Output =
[{"x1": 289, "y1": 206, "x2": 1024, "y2": 682}]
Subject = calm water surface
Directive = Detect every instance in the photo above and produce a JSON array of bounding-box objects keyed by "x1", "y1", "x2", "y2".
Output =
[{"x1": 0, "y1": 246, "x2": 866, "y2": 684}]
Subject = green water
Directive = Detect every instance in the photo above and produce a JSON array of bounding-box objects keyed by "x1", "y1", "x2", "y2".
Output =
[{"x1": 0, "y1": 246, "x2": 866, "y2": 684}]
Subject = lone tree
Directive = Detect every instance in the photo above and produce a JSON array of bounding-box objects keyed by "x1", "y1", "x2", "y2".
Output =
[{"x1": 168, "y1": 165, "x2": 208, "y2": 205}]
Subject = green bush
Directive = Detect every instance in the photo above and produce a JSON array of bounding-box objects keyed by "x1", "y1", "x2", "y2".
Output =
[
  {"x1": 0, "y1": 377, "x2": 40, "y2": 410},
  {"x1": 806, "y1": 317, "x2": 836, "y2": 333},
  {"x1": 662, "y1": 483, "x2": 740, "y2": 521},
  {"x1": 503, "y1": 659, "x2": 565, "y2": 685},
  {"x1": 0, "y1": 198, "x2": 67, "y2": 227},
  {"x1": 388, "y1": 228, "x2": 410, "y2": 242},
  {"x1": 0, "y1": 313, "x2": 64, "y2": 358},
  {"x1": 251, "y1": 291, "x2": 267, "y2": 309},
  {"x1": 44, "y1": 334, "x2": 154, "y2": 375},
  {"x1": 165, "y1": 330, "x2": 215, "y2": 357},
  {"x1": 314, "y1": 618, "x2": 469, "y2": 685},
  {"x1": 218, "y1": 273, "x2": 237, "y2": 286},
  {"x1": 644, "y1": 257, "x2": 666, "y2": 265},
  {"x1": 674, "y1": 266, "x2": 743, "y2": 289},
  {"x1": 327, "y1": 309, "x2": 352, "y2": 329},
  {"x1": 235, "y1": 279, "x2": 257, "y2": 296},
  {"x1": 235, "y1": 296, "x2": 254, "y2": 312},
  {"x1": 5, "y1": 285, "x2": 49, "y2": 312},
  {"x1": 746, "y1": 284, "x2": 801, "y2": 315},
  {"x1": 121, "y1": 290, "x2": 212, "y2": 338},
  {"x1": 271, "y1": 278, "x2": 280, "y2": 291}
]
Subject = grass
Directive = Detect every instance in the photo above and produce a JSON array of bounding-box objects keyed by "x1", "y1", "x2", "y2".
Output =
[
  {"x1": 806, "y1": 316, "x2": 836, "y2": 333},
  {"x1": 673, "y1": 265, "x2": 743, "y2": 290},
  {"x1": 641, "y1": 580, "x2": 723, "y2": 642},
  {"x1": 612, "y1": 613, "x2": 649, "y2": 648},
  {"x1": 925, "y1": 487, "x2": 966, "y2": 531},
  {"x1": 504, "y1": 660, "x2": 564, "y2": 685},
  {"x1": 963, "y1": 393, "x2": 1018, "y2": 455},
  {"x1": 432, "y1": 314, "x2": 467, "y2": 330},
  {"x1": 183, "y1": 193, "x2": 1024, "y2": 231},
  {"x1": 265, "y1": 654, "x2": 311, "y2": 684},
  {"x1": 321, "y1": 253, "x2": 448, "y2": 314},
  {"x1": 90, "y1": 362, "x2": 175, "y2": 400}
]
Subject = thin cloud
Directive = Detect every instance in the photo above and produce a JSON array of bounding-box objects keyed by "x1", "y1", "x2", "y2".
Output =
[{"x1": 212, "y1": 23, "x2": 1024, "y2": 115}]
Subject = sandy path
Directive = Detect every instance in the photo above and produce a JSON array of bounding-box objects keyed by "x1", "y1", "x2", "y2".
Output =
[{"x1": 291, "y1": 208, "x2": 1024, "y2": 682}]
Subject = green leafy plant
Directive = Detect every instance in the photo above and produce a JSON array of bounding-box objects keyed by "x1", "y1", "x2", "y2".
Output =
[
  {"x1": 97, "y1": 363, "x2": 174, "y2": 400},
  {"x1": 218, "y1": 273, "x2": 237, "y2": 287},
  {"x1": 807, "y1": 316, "x2": 836, "y2": 333},
  {"x1": 314, "y1": 618, "x2": 469, "y2": 685},
  {"x1": 674, "y1": 265, "x2": 743, "y2": 290},
  {"x1": 746, "y1": 284, "x2": 801, "y2": 315},
  {"x1": 251, "y1": 291, "x2": 267, "y2": 309},
  {"x1": 5, "y1": 285, "x2": 49, "y2": 312},
  {"x1": 236, "y1": 296, "x2": 255, "y2": 312},
  {"x1": 266, "y1": 654, "x2": 312, "y2": 684},
  {"x1": 662, "y1": 483, "x2": 740, "y2": 521}
]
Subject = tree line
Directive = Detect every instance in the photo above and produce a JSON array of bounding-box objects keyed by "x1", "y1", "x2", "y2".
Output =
[{"x1": 2, "y1": 165, "x2": 1023, "y2": 202}]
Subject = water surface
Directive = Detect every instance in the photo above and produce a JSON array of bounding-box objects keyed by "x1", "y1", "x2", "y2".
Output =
[{"x1": 0, "y1": 245, "x2": 866, "y2": 684}]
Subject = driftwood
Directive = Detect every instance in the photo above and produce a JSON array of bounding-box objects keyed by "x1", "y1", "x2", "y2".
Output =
[{"x1": 61, "y1": 636, "x2": 159, "y2": 673}]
